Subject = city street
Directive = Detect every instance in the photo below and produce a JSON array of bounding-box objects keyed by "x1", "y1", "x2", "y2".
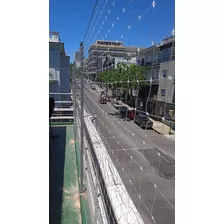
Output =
[{"x1": 83, "y1": 87, "x2": 175, "y2": 224}]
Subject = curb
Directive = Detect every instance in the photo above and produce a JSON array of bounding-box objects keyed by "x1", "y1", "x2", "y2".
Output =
[{"x1": 152, "y1": 127, "x2": 163, "y2": 135}]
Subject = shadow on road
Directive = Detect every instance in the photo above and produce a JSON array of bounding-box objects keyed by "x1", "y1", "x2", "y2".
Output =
[
  {"x1": 49, "y1": 126, "x2": 66, "y2": 224},
  {"x1": 139, "y1": 148, "x2": 175, "y2": 179}
]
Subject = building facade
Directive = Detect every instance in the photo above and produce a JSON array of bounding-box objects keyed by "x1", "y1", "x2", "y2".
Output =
[
  {"x1": 137, "y1": 36, "x2": 175, "y2": 120},
  {"x1": 74, "y1": 41, "x2": 85, "y2": 68},
  {"x1": 74, "y1": 51, "x2": 81, "y2": 67},
  {"x1": 49, "y1": 31, "x2": 70, "y2": 102},
  {"x1": 102, "y1": 54, "x2": 136, "y2": 71},
  {"x1": 87, "y1": 40, "x2": 140, "y2": 80}
]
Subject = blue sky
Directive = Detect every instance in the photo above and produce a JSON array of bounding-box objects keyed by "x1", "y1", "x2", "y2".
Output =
[{"x1": 50, "y1": 0, "x2": 175, "y2": 61}]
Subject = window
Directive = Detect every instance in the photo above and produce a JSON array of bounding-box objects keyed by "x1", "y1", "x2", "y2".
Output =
[
  {"x1": 162, "y1": 49, "x2": 169, "y2": 61},
  {"x1": 162, "y1": 70, "x2": 167, "y2": 78},
  {"x1": 161, "y1": 89, "x2": 166, "y2": 96}
]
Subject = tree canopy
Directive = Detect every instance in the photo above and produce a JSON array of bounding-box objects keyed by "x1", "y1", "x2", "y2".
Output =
[{"x1": 97, "y1": 63, "x2": 148, "y2": 90}]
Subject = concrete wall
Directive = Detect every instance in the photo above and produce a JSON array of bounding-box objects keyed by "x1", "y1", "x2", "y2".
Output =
[{"x1": 157, "y1": 61, "x2": 175, "y2": 104}]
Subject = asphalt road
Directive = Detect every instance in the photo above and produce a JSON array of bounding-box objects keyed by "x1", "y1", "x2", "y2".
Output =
[{"x1": 84, "y1": 87, "x2": 175, "y2": 224}]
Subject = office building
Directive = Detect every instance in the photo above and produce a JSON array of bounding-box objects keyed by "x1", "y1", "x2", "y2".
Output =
[{"x1": 87, "y1": 40, "x2": 140, "y2": 80}]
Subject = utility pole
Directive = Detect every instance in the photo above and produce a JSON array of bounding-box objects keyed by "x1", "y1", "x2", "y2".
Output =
[{"x1": 134, "y1": 80, "x2": 139, "y2": 122}]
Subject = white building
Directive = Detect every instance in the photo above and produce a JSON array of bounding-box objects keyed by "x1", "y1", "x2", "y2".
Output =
[
  {"x1": 102, "y1": 54, "x2": 136, "y2": 72},
  {"x1": 136, "y1": 36, "x2": 175, "y2": 119},
  {"x1": 87, "y1": 40, "x2": 141, "y2": 80}
]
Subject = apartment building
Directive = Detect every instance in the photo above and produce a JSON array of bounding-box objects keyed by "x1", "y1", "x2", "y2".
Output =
[
  {"x1": 87, "y1": 40, "x2": 140, "y2": 80},
  {"x1": 137, "y1": 36, "x2": 175, "y2": 119}
]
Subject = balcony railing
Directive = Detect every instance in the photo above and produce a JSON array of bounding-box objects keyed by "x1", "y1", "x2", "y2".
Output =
[
  {"x1": 49, "y1": 92, "x2": 74, "y2": 122},
  {"x1": 139, "y1": 60, "x2": 161, "y2": 67}
]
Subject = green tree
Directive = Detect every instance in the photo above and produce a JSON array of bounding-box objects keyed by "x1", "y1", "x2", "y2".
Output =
[{"x1": 97, "y1": 62, "x2": 149, "y2": 103}]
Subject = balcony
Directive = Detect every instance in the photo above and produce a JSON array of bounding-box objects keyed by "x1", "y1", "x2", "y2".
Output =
[
  {"x1": 49, "y1": 93, "x2": 84, "y2": 224},
  {"x1": 149, "y1": 94, "x2": 159, "y2": 100}
]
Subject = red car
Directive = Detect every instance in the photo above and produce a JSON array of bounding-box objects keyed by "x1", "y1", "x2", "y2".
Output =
[{"x1": 127, "y1": 109, "x2": 136, "y2": 120}]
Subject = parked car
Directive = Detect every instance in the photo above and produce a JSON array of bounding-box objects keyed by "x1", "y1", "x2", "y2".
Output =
[
  {"x1": 134, "y1": 114, "x2": 153, "y2": 129},
  {"x1": 112, "y1": 101, "x2": 122, "y2": 109},
  {"x1": 99, "y1": 96, "x2": 107, "y2": 104},
  {"x1": 107, "y1": 95, "x2": 112, "y2": 102},
  {"x1": 127, "y1": 109, "x2": 136, "y2": 120},
  {"x1": 100, "y1": 90, "x2": 105, "y2": 96},
  {"x1": 118, "y1": 106, "x2": 128, "y2": 118}
]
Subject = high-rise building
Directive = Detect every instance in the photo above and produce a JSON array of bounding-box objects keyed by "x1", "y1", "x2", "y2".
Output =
[
  {"x1": 74, "y1": 41, "x2": 85, "y2": 68},
  {"x1": 74, "y1": 51, "x2": 81, "y2": 62},
  {"x1": 80, "y1": 41, "x2": 84, "y2": 66}
]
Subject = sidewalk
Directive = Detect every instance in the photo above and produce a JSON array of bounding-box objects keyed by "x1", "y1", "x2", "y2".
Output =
[{"x1": 149, "y1": 117, "x2": 175, "y2": 140}]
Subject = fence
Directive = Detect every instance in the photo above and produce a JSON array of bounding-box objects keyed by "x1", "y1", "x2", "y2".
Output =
[{"x1": 71, "y1": 71, "x2": 145, "y2": 223}]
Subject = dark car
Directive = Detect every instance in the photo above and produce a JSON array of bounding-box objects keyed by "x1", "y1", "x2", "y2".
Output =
[
  {"x1": 134, "y1": 114, "x2": 153, "y2": 129},
  {"x1": 118, "y1": 106, "x2": 128, "y2": 118},
  {"x1": 99, "y1": 96, "x2": 107, "y2": 104}
]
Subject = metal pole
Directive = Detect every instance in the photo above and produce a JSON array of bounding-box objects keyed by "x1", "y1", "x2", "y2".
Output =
[
  {"x1": 169, "y1": 121, "x2": 172, "y2": 135},
  {"x1": 134, "y1": 81, "x2": 139, "y2": 122},
  {"x1": 80, "y1": 70, "x2": 84, "y2": 192}
]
